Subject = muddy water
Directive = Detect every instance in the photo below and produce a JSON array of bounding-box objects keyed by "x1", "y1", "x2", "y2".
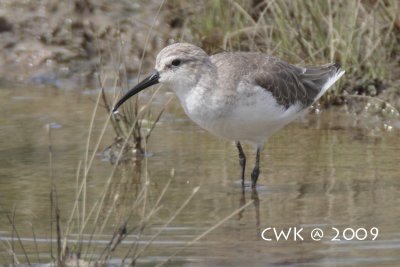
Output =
[{"x1": 0, "y1": 82, "x2": 399, "y2": 266}]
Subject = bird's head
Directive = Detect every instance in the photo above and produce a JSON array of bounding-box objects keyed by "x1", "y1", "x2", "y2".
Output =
[{"x1": 113, "y1": 43, "x2": 211, "y2": 113}]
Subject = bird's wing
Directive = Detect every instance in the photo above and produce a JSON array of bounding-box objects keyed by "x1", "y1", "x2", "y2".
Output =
[
  {"x1": 211, "y1": 52, "x2": 342, "y2": 109},
  {"x1": 250, "y1": 58, "x2": 320, "y2": 109}
]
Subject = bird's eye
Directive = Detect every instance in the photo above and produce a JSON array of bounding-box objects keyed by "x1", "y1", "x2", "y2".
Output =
[{"x1": 171, "y1": 59, "x2": 181, "y2": 66}]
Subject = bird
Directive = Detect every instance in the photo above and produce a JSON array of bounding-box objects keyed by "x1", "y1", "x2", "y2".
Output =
[{"x1": 113, "y1": 43, "x2": 345, "y2": 188}]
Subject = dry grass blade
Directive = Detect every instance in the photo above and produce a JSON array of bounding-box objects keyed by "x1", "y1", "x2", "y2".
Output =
[
  {"x1": 137, "y1": 0, "x2": 167, "y2": 81},
  {"x1": 156, "y1": 199, "x2": 255, "y2": 267},
  {"x1": 1, "y1": 240, "x2": 20, "y2": 265},
  {"x1": 145, "y1": 96, "x2": 173, "y2": 143},
  {"x1": 56, "y1": 79, "x2": 167, "y2": 263},
  {"x1": 132, "y1": 186, "x2": 200, "y2": 263},
  {"x1": 95, "y1": 0, "x2": 168, "y2": 162},
  {"x1": 46, "y1": 124, "x2": 64, "y2": 266},
  {"x1": 121, "y1": 179, "x2": 172, "y2": 264},
  {"x1": 30, "y1": 223, "x2": 41, "y2": 264},
  {"x1": 176, "y1": 0, "x2": 399, "y2": 106},
  {"x1": 6, "y1": 208, "x2": 31, "y2": 266}
]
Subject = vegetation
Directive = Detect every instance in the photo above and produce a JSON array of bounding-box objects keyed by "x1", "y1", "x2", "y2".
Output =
[
  {"x1": 104, "y1": 0, "x2": 399, "y2": 160},
  {"x1": 3, "y1": 94, "x2": 254, "y2": 266},
  {"x1": 1, "y1": 0, "x2": 399, "y2": 265},
  {"x1": 98, "y1": 49, "x2": 171, "y2": 162},
  {"x1": 170, "y1": 0, "x2": 399, "y2": 105}
]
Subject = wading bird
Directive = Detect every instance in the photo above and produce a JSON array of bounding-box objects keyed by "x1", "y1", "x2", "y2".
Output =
[{"x1": 113, "y1": 43, "x2": 344, "y2": 188}]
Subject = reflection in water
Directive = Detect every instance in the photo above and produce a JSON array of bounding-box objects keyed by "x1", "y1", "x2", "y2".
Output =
[
  {"x1": 0, "y1": 85, "x2": 399, "y2": 266},
  {"x1": 238, "y1": 187, "x2": 260, "y2": 236},
  {"x1": 251, "y1": 188, "x2": 260, "y2": 236}
]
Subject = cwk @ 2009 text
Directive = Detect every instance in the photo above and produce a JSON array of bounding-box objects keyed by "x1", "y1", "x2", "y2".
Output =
[{"x1": 261, "y1": 227, "x2": 379, "y2": 241}]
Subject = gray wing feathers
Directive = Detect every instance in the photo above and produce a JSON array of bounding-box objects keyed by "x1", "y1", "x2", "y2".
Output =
[
  {"x1": 211, "y1": 52, "x2": 342, "y2": 109},
  {"x1": 253, "y1": 59, "x2": 341, "y2": 108}
]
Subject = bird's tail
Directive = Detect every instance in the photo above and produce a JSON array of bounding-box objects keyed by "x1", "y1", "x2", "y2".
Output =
[{"x1": 303, "y1": 63, "x2": 345, "y2": 101}]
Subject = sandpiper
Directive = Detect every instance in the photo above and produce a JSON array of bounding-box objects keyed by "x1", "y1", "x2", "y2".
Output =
[{"x1": 113, "y1": 43, "x2": 345, "y2": 188}]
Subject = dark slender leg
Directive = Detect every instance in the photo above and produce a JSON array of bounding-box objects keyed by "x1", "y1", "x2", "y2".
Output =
[
  {"x1": 235, "y1": 141, "x2": 246, "y2": 186},
  {"x1": 251, "y1": 147, "x2": 261, "y2": 188}
]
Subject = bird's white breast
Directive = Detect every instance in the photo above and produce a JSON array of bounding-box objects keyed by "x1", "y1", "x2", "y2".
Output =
[{"x1": 176, "y1": 83, "x2": 304, "y2": 146}]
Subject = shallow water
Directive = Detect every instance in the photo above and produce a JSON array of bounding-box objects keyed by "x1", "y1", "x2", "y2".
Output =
[{"x1": 0, "y1": 82, "x2": 399, "y2": 266}]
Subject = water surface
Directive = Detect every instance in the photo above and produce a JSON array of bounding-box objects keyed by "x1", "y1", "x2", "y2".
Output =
[{"x1": 0, "y1": 83, "x2": 399, "y2": 266}]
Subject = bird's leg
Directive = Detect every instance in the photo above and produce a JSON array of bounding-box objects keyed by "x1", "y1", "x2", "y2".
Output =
[
  {"x1": 251, "y1": 147, "x2": 261, "y2": 188},
  {"x1": 235, "y1": 141, "x2": 246, "y2": 186}
]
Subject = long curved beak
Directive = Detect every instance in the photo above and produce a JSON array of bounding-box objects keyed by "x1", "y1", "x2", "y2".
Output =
[{"x1": 112, "y1": 70, "x2": 160, "y2": 113}]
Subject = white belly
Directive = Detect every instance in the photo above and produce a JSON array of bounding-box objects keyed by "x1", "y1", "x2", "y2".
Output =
[{"x1": 178, "y1": 85, "x2": 304, "y2": 146}]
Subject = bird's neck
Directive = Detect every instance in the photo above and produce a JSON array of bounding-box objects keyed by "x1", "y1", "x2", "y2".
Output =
[
  {"x1": 174, "y1": 64, "x2": 221, "y2": 126},
  {"x1": 174, "y1": 63, "x2": 217, "y2": 103}
]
